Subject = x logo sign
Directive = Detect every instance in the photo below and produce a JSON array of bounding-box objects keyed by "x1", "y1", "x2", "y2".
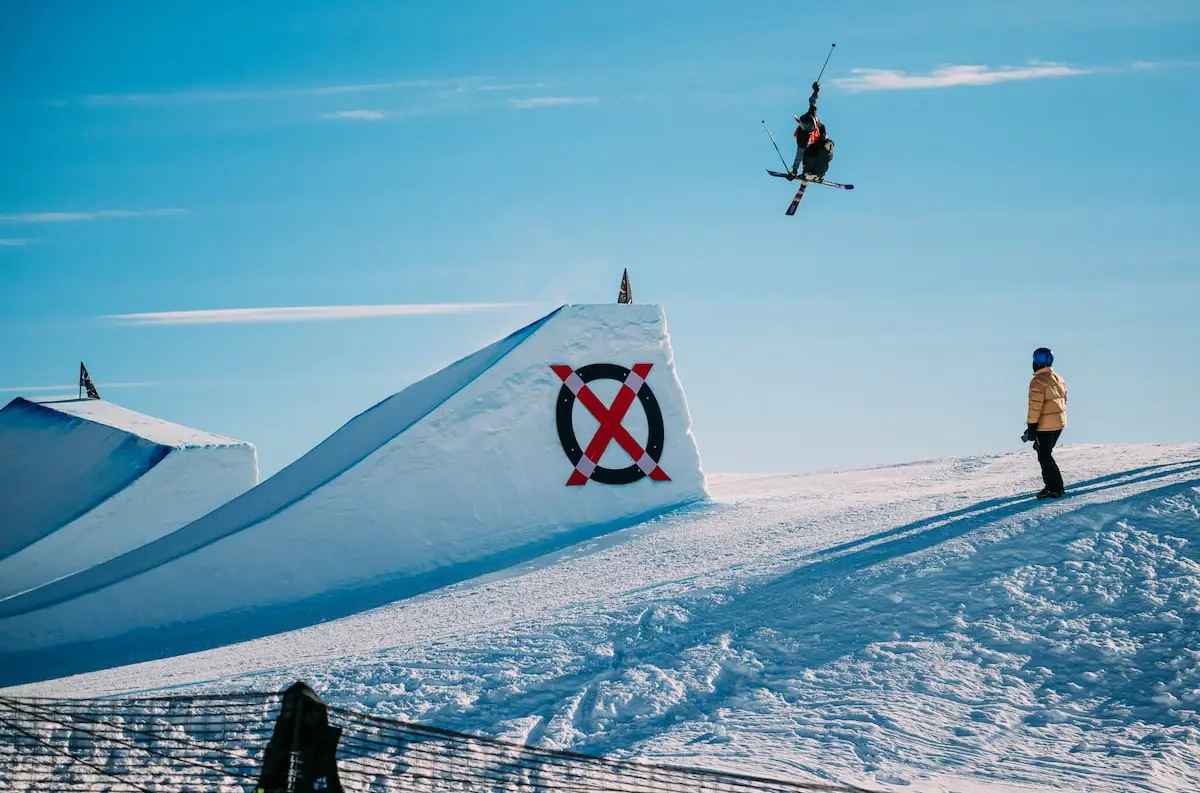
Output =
[{"x1": 551, "y1": 363, "x2": 671, "y2": 487}]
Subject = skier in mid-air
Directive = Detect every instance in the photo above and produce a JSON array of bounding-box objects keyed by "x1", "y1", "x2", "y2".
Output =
[
  {"x1": 789, "y1": 81, "x2": 834, "y2": 181},
  {"x1": 761, "y1": 44, "x2": 851, "y2": 213}
]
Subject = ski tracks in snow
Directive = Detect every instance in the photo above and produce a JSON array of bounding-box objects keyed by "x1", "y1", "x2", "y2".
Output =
[
  {"x1": 13, "y1": 445, "x2": 1200, "y2": 792},
  {"x1": 342, "y1": 450, "x2": 1200, "y2": 792}
]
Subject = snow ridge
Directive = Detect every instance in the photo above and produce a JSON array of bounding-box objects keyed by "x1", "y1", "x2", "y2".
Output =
[
  {"x1": 0, "y1": 304, "x2": 707, "y2": 684},
  {"x1": 0, "y1": 397, "x2": 256, "y2": 593}
]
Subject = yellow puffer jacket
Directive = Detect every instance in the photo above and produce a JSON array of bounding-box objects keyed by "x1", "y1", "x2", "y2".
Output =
[{"x1": 1027, "y1": 367, "x2": 1067, "y2": 431}]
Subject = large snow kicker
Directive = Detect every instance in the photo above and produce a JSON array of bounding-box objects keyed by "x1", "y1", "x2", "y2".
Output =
[
  {"x1": 0, "y1": 304, "x2": 707, "y2": 681},
  {"x1": 0, "y1": 397, "x2": 257, "y2": 599}
]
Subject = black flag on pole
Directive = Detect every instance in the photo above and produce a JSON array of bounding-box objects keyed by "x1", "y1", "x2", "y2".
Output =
[
  {"x1": 79, "y1": 362, "x2": 101, "y2": 400},
  {"x1": 617, "y1": 268, "x2": 632, "y2": 304}
]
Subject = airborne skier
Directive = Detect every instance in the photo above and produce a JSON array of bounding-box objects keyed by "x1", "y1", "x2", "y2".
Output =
[
  {"x1": 789, "y1": 81, "x2": 834, "y2": 181},
  {"x1": 760, "y1": 43, "x2": 852, "y2": 215}
]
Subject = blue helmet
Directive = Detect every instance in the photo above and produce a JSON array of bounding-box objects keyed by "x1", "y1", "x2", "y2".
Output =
[{"x1": 1032, "y1": 347, "x2": 1054, "y2": 368}]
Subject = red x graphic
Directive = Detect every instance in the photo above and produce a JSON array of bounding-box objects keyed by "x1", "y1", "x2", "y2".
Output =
[{"x1": 551, "y1": 363, "x2": 671, "y2": 486}]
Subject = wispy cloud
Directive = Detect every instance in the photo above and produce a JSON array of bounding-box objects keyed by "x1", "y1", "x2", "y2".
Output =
[
  {"x1": 322, "y1": 93, "x2": 579, "y2": 122},
  {"x1": 66, "y1": 76, "x2": 506, "y2": 107},
  {"x1": 0, "y1": 209, "x2": 187, "y2": 224},
  {"x1": 475, "y1": 82, "x2": 550, "y2": 93},
  {"x1": 320, "y1": 106, "x2": 468, "y2": 123},
  {"x1": 321, "y1": 110, "x2": 387, "y2": 121},
  {"x1": 105, "y1": 303, "x2": 530, "y2": 326},
  {"x1": 508, "y1": 96, "x2": 600, "y2": 109},
  {"x1": 1128, "y1": 58, "x2": 1200, "y2": 71},
  {"x1": 0, "y1": 381, "x2": 160, "y2": 394},
  {"x1": 434, "y1": 82, "x2": 549, "y2": 98},
  {"x1": 0, "y1": 238, "x2": 29, "y2": 246},
  {"x1": 308, "y1": 79, "x2": 462, "y2": 96},
  {"x1": 832, "y1": 61, "x2": 1091, "y2": 92}
]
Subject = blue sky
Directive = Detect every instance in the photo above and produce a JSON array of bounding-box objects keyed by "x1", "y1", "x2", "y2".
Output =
[{"x1": 2, "y1": 0, "x2": 1198, "y2": 477}]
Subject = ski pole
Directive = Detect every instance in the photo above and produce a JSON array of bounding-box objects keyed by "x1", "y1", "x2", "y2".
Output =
[
  {"x1": 761, "y1": 119, "x2": 790, "y2": 172},
  {"x1": 815, "y1": 42, "x2": 836, "y2": 84}
]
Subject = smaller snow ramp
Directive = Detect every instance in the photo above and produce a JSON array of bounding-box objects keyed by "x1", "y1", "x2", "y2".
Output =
[
  {"x1": 0, "y1": 304, "x2": 707, "y2": 680},
  {"x1": 0, "y1": 398, "x2": 257, "y2": 598}
]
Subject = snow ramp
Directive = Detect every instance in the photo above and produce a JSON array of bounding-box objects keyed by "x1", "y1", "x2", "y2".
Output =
[
  {"x1": 0, "y1": 397, "x2": 257, "y2": 598},
  {"x1": 0, "y1": 304, "x2": 707, "y2": 682}
]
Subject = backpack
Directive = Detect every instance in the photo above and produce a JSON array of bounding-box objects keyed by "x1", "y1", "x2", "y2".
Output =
[{"x1": 805, "y1": 137, "x2": 834, "y2": 170}]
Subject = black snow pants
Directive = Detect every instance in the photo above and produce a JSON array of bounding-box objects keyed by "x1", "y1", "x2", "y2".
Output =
[
  {"x1": 1036, "y1": 429, "x2": 1065, "y2": 494},
  {"x1": 802, "y1": 141, "x2": 832, "y2": 178},
  {"x1": 793, "y1": 140, "x2": 831, "y2": 178}
]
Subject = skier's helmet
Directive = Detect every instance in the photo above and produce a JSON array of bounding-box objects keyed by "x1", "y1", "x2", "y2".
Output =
[
  {"x1": 1032, "y1": 347, "x2": 1054, "y2": 368},
  {"x1": 796, "y1": 114, "x2": 816, "y2": 134}
]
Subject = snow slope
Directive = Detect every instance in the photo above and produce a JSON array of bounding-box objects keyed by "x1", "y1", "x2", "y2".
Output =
[
  {"x1": 0, "y1": 397, "x2": 256, "y2": 597},
  {"x1": 13, "y1": 443, "x2": 1198, "y2": 793},
  {"x1": 0, "y1": 304, "x2": 706, "y2": 680}
]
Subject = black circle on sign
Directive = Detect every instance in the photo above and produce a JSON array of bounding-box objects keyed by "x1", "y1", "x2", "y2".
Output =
[{"x1": 555, "y1": 363, "x2": 666, "y2": 485}]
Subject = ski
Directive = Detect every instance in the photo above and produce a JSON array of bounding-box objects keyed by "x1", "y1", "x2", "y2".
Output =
[
  {"x1": 785, "y1": 181, "x2": 808, "y2": 216},
  {"x1": 767, "y1": 169, "x2": 854, "y2": 190},
  {"x1": 809, "y1": 179, "x2": 853, "y2": 190}
]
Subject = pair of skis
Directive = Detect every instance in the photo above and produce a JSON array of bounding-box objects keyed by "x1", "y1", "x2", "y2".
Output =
[
  {"x1": 766, "y1": 169, "x2": 855, "y2": 216},
  {"x1": 760, "y1": 42, "x2": 851, "y2": 218}
]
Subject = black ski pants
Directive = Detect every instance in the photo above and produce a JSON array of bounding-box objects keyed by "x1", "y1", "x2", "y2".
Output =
[
  {"x1": 1036, "y1": 429, "x2": 1065, "y2": 493},
  {"x1": 792, "y1": 141, "x2": 830, "y2": 178}
]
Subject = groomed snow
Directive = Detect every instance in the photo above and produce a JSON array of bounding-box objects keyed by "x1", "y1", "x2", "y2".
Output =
[
  {"x1": 27, "y1": 396, "x2": 251, "y2": 448},
  {"x1": 0, "y1": 397, "x2": 257, "y2": 597},
  {"x1": 0, "y1": 304, "x2": 706, "y2": 678},
  {"x1": 10, "y1": 443, "x2": 1199, "y2": 793}
]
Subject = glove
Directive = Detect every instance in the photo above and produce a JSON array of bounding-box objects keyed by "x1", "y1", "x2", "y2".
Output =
[
  {"x1": 1021, "y1": 423, "x2": 1038, "y2": 443},
  {"x1": 812, "y1": 81, "x2": 820, "y2": 91}
]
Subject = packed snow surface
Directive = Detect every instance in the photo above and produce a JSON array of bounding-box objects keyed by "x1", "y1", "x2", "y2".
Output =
[
  {"x1": 0, "y1": 304, "x2": 706, "y2": 676},
  {"x1": 0, "y1": 397, "x2": 256, "y2": 597},
  {"x1": 12, "y1": 443, "x2": 1199, "y2": 793}
]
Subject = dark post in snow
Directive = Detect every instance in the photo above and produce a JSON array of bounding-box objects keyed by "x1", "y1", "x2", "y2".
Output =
[
  {"x1": 79, "y1": 362, "x2": 101, "y2": 400},
  {"x1": 254, "y1": 682, "x2": 344, "y2": 793},
  {"x1": 617, "y1": 268, "x2": 633, "y2": 304}
]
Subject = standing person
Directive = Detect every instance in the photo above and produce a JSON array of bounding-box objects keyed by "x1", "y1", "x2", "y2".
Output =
[{"x1": 1021, "y1": 347, "x2": 1068, "y2": 498}]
